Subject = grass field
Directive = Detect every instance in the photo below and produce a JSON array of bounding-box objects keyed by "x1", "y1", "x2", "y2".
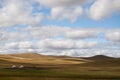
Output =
[{"x1": 0, "y1": 53, "x2": 120, "y2": 80}]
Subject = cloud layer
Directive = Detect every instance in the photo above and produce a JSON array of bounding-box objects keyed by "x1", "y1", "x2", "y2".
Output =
[
  {"x1": 0, "y1": 0, "x2": 120, "y2": 25},
  {"x1": 0, "y1": 26, "x2": 120, "y2": 57},
  {"x1": 0, "y1": 0, "x2": 119, "y2": 57}
]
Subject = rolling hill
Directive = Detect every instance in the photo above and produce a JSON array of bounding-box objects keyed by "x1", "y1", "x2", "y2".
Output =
[
  {"x1": 0, "y1": 53, "x2": 119, "y2": 68},
  {"x1": 0, "y1": 53, "x2": 120, "y2": 80},
  {"x1": 0, "y1": 53, "x2": 90, "y2": 68}
]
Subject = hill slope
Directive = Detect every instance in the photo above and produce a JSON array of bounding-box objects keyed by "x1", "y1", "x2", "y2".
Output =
[
  {"x1": 0, "y1": 53, "x2": 89, "y2": 68},
  {"x1": 81, "y1": 55, "x2": 120, "y2": 67},
  {"x1": 0, "y1": 53, "x2": 120, "y2": 68}
]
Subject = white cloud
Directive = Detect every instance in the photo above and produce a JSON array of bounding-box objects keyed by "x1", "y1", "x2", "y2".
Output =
[
  {"x1": 0, "y1": 0, "x2": 119, "y2": 57},
  {"x1": 0, "y1": 26, "x2": 69, "y2": 42},
  {"x1": 37, "y1": 39, "x2": 74, "y2": 50},
  {"x1": 105, "y1": 31, "x2": 120, "y2": 42},
  {"x1": 18, "y1": 41, "x2": 32, "y2": 49},
  {"x1": 37, "y1": 0, "x2": 89, "y2": 22},
  {"x1": 66, "y1": 29, "x2": 99, "y2": 39},
  {"x1": 0, "y1": 41, "x2": 35, "y2": 53},
  {"x1": 37, "y1": 0, "x2": 88, "y2": 7},
  {"x1": 37, "y1": 0, "x2": 120, "y2": 21},
  {"x1": 50, "y1": 6, "x2": 82, "y2": 22},
  {"x1": 3, "y1": 42, "x2": 18, "y2": 49},
  {"x1": 1, "y1": 26, "x2": 103, "y2": 42},
  {"x1": 27, "y1": 26, "x2": 71, "y2": 39},
  {"x1": 0, "y1": 0, "x2": 119, "y2": 27},
  {"x1": 36, "y1": 39, "x2": 98, "y2": 50},
  {"x1": 0, "y1": 0, "x2": 43, "y2": 27},
  {"x1": 0, "y1": 39, "x2": 99, "y2": 56},
  {"x1": 75, "y1": 41, "x2": 98, "y2": 49},
  {"x1": 89, "y1": 0, "x2": 120, "y2": 20},
  {"x1": 1, "y1": 0, "x2": 119, "y2": 26},
  {"x1": 0, "y1": 26, "x2": 119, "y2": 57}
]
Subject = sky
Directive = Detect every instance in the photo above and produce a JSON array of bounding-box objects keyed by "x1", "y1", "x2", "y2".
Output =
[{"x1": 0, "y1": 0, "x2": 120, "y2": 57}]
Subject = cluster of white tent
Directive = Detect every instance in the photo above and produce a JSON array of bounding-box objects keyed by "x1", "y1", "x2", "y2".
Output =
[{"x1": 11, "y1": 65, "x2": 24, "y2": 69}]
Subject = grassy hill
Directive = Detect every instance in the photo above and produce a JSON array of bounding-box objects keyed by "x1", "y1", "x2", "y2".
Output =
[
  {"x1": 0, "y1": 53, "x2": 120, "y2": 80},
  {"x1": 80, "y1": 55, "x2": 120, "y2": 67},
  {"x1": 0, "y1": 53, "x2": 87, "y2": 67}
]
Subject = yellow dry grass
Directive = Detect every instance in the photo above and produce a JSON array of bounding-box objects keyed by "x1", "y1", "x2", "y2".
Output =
[{"x1": 0, "y1": 53, "x2": 89, "y2": 65}]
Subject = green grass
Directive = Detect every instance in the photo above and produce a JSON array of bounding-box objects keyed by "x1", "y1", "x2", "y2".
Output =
[{"x1": 0, "y1": 68, "x2": 120, "y2": 80}]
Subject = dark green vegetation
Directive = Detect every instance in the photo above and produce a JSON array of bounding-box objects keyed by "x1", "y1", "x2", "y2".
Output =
[{"x1": 0, "y1": 53, "x2": 120, "y2": 80}]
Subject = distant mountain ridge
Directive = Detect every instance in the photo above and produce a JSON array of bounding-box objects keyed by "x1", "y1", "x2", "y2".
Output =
[{"x1": 87, "y1": 55, "x2": 114, "y2": 59}]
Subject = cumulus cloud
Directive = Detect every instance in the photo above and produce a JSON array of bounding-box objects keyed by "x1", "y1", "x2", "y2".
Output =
[
  {"x1": 0, "y1": 0, "x2": 119, "y2": 26},
  {"x1": 37, "y1": 0, "x2": 120, "y2": 21},
  {"x1": 0, "y1": 25, "x2": 119, "y2": 57},
  {"x1": 105, "y1": 31, "x2": 120, "y2": 42},
  {"x1": 37, "y1": 0, "x2": 89, "y2": 7},
  {"x1": 50, "y1": 6, "x2": 82, "y2": 22},
  {"x1": 37, "y1": 0, "x2": 89, "y2": 22},
  {"x1": 37, "y1": 39, "x2": 74, "y2": 50},
  {"x1": 0, "y1": 0, "x2": 43, "y2": 27},
  {"x1": 27, "y1": 26, "x2": 71, "y2": 39},
  {"x1": 0, "y1": 39, "x2": 99, "y2": 56},
  {"x1": 89, "y1": 0, "x2": 120, "y2": 20},
  {"x1": 0, "y1": 0, "x2": 119, "y2": 57},
  {"x1": 18, "y1": 41, "x2": 32, "y2": 49},
  {"x1": 3, "y1": 42, "x2": 18, "y2": 50},
  {"x1": 75, "y1": 41, "x2": 98, "y2": 49},
  {"x1": 1, "y1": 26, "x2": 103, "y2": 42},
  {"x1": 36, "y1": 39, "x2": 98, "y2": 50},
  {"x1": 0, "y1": 41, "x2": 35, "y2": 53},
  {"x1": 66, "y1": 29, "x2": 100, "y2": 39}
]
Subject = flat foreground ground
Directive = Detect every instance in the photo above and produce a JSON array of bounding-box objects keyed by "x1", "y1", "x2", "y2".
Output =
[{"x1": 0, "y1": 67, "x2": 120, "y2": 80}]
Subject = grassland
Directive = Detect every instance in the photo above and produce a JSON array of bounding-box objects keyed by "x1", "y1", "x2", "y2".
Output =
[{"x1": 0, "y1": 53, "x2": 120, "y2": 80}]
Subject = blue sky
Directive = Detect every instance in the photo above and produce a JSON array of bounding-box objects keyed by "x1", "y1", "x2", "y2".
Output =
[
  {"x1": 0, "y1": 0, "x2": 120, "y2": 57},
  {"x1": 37, "y1": 0, "x2": 120, "y2": 28},
  {"x1": 42, "y1": 14, "x2": 120, "y2": 28}
]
